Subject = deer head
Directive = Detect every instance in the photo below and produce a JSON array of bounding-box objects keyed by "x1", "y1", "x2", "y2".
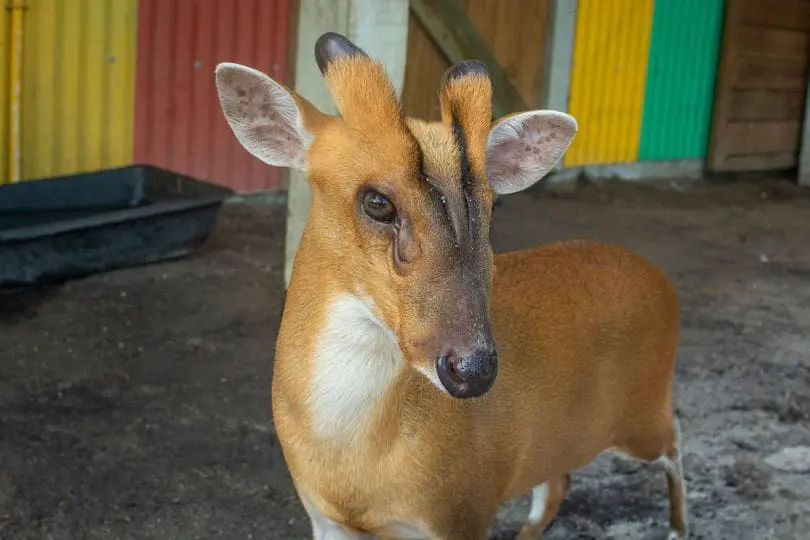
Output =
[{"x1": 215, "y1": 33, "x2": 577, "y2": 400}]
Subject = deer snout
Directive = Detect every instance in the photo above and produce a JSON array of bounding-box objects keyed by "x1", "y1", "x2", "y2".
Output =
[{"x1": 436, "y1": 346, "x2": 498, "y2": 399}]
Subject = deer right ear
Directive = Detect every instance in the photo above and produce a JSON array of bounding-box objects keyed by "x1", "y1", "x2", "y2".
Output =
[{"x1": 215, "y1": 63, "x2": 313, "y2": 171}]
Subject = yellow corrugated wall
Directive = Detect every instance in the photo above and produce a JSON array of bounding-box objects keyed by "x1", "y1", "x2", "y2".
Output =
[
  {"x1": 565, "y1": 0, "x2": 655, "y2": 166},
  {"x1": 20, "y1": 0, "x2": 138, "y2": 181},
  {"x1": 1, "y1": 4, "x2": 10, "y2": 181}
]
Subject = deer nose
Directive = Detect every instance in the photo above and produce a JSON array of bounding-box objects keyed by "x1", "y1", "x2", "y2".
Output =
[{"x1": 436, "y1": 347, "x2": 498, "y2": 399}]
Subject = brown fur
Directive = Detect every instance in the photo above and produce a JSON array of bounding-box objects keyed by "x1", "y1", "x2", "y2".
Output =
[
  {"x1": 215, "y1": 34, "x2": 687, "y2": 540},
  {"x1": 274, "y1": 241, "x2": 683, "y2": 539}
]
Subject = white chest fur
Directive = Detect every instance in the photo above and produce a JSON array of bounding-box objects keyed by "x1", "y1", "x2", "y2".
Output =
[{"x1": 308, "y1": 293, "x2": 404, "y2": 439}]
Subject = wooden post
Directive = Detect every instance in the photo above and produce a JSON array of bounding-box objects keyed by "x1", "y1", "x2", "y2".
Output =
[
  {"x1": 284, "y1": 0, "x2": 410, "y2": 287},
  {"x1": 799, "y1": 76, "x2": 810, "y2": 187},
  {"x1": 541, "y1": 0, "x2": 577, "y2": 114},
  {"x1": 541, "y1": 0, "x2": 577, "y2": 172}
]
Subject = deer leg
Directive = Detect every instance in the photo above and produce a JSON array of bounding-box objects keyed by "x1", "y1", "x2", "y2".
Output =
[
  {"x1": 660, "y1": 416, "x2": 689, "y2": 539},
  {"x1": 515, "y1": 473, "x2": 571, "y2": 540},
  {"x1": 616, "y1": 413, "x2": 689, "y2": 540}
]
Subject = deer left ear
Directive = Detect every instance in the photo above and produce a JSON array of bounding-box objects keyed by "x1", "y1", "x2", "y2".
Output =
[{"x1": 486, "y1": 111, "x2": 578, "y2": 195}]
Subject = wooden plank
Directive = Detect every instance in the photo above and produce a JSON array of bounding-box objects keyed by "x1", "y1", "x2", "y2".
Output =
[
  {"x1": 402, "y1": 12, "x2": 450, "y2": 120},
  {"x1": 720, "y1": 152, "x2": 797, "y2": 171},
  {"x1": 541, "y1": 0, "x2": 577, "y2": 173},
  {"x1": 720, "y1": 120, "x2": 803, "y2": 155},
  {"x1": 489, "y1": 0, "x2": 547, "y2": 109},
  {"x1": 740, "y1": 0, "x2": 810, "y2": 32},
  {"x1": 728, "y1": 90, "x2": 806, "y2": 121},
  {"x1": 471, "y1": 0, "x2": 551, "y2": 109},
  {"x1": 707, "y1": 0, "x2": 744, "y2": 171},
  {"x1": 799, "y1": 73, "x2": 810, "y2": 186},
  {"x1": 541, "y1": 0, "x2": 577, "y2": 113},
  {"x1": 402, "y1": 0, "x2": 550, "y2": 120},
  {"x1": 737, "y1": 26, "x2": 810, "y2": 58},
  {"x1": 409, "y1": 0, "x2": 529, "y2": 118},
  {"x1": 733, "y1": 56, "x2": 809, "y2": 90},
  {"x1": 708, "y1": 0, "x2": 810, "y2": 173},
  {"x1": 402, "y1": 0, "x2": 550, "y2": 119},
  {"x1": 465, "y1": 0, "x2": 497, "y2": 63}
]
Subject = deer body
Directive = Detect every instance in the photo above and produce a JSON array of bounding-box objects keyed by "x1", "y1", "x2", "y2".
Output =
[
  {"x1": 215, "y1": 32, "x2": 687, "y2": 540},
  {"x1": 273, "y1": 240, "x2": 683, "y2": 540}
]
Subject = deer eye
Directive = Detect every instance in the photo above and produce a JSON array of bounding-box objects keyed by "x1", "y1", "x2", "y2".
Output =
[{"x1": 362, "y1": 190, "x2": 397, "y2": 223}]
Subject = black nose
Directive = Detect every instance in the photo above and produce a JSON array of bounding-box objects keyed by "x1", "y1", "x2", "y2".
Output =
[{"x1": 436, "y1": 347, "x2": 498, "y2": 399}]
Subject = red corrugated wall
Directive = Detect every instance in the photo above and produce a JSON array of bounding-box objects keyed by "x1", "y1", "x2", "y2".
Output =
[{"x1": 134, "y1": 0, "x2": 291, "y2": 192}]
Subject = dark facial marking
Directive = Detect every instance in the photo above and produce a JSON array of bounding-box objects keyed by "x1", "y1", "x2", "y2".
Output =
[
  {"x1": 419, "y1": 172, "x2": 452, "y2": 232},
  {"x1": 450, "y1": 107, "x2": 484, "y2": 248},
  {"x1": 451, "y1": 112, "x2": 474, "y2": 200},
  {"x1": 442, "y1": 60, "x2": 489, "y2": 241},
  {"x1": 403, "y1": 124, "x2": 456, "y2": 244}
]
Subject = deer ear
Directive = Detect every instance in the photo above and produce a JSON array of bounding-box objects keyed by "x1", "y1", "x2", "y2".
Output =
[
  {"x1": 486, "y1": 111, "x2": 577, "y2": 195},
  {"x1": 215, "y1": 63, "x2": 313, "y2": 171}
]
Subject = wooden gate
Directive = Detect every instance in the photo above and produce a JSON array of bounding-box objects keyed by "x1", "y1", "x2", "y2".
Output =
[
  {"x1": 402, "y1": 0, "x2": 550, "y2": 121},
  {"x1": 707, "y1": 0, "x2": 810, "y2": 172}
]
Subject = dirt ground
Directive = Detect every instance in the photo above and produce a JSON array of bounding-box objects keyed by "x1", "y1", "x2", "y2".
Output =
[{"x1": 2, "y1": 175, "x2": 810, "y2": 540}]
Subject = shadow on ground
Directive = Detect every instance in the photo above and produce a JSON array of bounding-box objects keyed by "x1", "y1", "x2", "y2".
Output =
[{"x1": 2, "y1": 176, "x2": 810, "y2": 539}]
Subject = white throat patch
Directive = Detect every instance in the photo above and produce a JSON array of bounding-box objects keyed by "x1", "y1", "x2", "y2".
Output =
[{"x1": 308, "y1": 293, "x2": 405, "y2": 439}]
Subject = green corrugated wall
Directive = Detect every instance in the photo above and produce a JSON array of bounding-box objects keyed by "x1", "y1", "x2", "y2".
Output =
[{"x1": 638, "y1": 0, "x2": 725, "y2": 161}]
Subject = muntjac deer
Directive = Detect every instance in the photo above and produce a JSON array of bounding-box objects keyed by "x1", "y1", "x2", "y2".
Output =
[{"x1": 215, "y1": 32, "x2": 687, "y2": 540}]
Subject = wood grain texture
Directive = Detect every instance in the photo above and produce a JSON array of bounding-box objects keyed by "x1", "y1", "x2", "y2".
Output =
[
  {"x1": 799, "y1": 74, "x2": 810, "y2": 186},
  {"x1": 720, "y1": 121, "x2": 803, "y2": 155},
  {"x1": 707, "y1": 0, "x2": 810, "y2": 172},
  {"x1": 737, "y1": 27, "x2": 810, "y2": 57},
  {"x1": 740, "y1": 0, "x2": 810, "y2": 31},
  {"x1": 408, "y1": 0, "x2": 528, "y2": 119},
  {"x1": 402, "y1": 0, "x2": 549, "y2": 120},
  {"x1": 728, "y1": 90, "x2": 806, "y2": 121},
  {"x1": 733, "y1": 57, "x2": 809, "y2": 91}
]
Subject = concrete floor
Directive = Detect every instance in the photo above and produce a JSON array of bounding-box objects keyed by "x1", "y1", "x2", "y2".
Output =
[{"x1": 2, "y1": 176, "x2": 810, "y2": 539}]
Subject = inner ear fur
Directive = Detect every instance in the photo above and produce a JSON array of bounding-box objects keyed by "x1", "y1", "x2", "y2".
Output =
[
  {"x1": 485, "y1": 110, "x2": 578, "y2": 195},
  {"x1": 215, "y1": 62, "x2": 328, "y2": 172}
]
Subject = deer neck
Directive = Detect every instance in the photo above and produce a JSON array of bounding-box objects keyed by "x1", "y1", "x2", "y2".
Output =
[{"x1": 276, "y1": 242, "x2": 414, "y2": 443}]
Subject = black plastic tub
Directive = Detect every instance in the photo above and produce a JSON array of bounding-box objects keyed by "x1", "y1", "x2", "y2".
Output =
[{"x1": 0, "y1": 165, "x2": 234, "y2": 288}]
